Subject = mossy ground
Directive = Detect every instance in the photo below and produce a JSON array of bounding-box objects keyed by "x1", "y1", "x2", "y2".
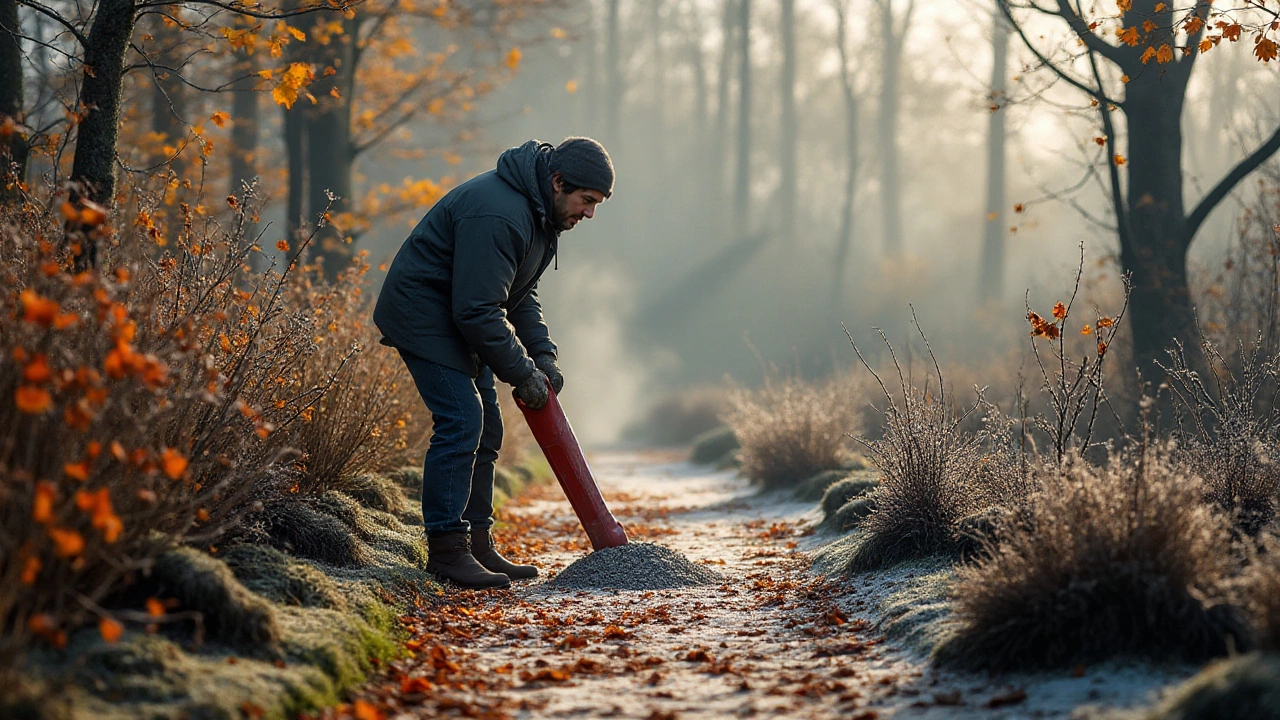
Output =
[{"x1": 11, "y1": 460, "x2": 551, "y2": 720}]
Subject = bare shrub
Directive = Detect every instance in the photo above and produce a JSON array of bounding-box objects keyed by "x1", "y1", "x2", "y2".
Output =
[
  {"x1": 725, "y1": 374, "x2": 863, "y2": 490},
  {"x1": 272, "y1": 256, "x2": 423, "y2": 495},
  {"x1": 848, "y1": 384, "x2": 988, "y2": 571},
  {"x1": 1161, "y1": 335, "x2": 1280, "y2": 535},
  {"x1": 1196, "y1": 168, "x2": 1280, "y2": 347},
  {"x1": 1022, "y1": 247, "x2": 1131, "y2": 464},
  {"x1": 630, "y1": 386, "x2": 731, "y2": 446},
  {"x1": 944, "y1": 443, "x2": 1247, "y2": 670},
  {"x1": 843, "y1": 317, "x2": 1023, "y2": 571},
  {"x1": 1241, "y1": 535, "x2": 1280, "y2": 651}
]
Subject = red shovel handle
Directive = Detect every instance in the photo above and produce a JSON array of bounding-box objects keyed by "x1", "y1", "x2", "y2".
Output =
[{"x1": 514, "y1": 377, "x2": 628, "y2": 551}]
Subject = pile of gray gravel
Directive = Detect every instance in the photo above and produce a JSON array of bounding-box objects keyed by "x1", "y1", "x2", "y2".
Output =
[{"x1": 551, "y1": 542, "x2": 724, "y2": 590}]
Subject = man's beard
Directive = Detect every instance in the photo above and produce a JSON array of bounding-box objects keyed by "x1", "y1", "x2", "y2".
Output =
[{"x1": 552, "y1": 195, "x2": 577, "y2": 231}]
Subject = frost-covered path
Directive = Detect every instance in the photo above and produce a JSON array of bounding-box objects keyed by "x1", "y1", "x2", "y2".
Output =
[{"x1": 337, "y1": 451, "x2": 1179, "y2": 719}]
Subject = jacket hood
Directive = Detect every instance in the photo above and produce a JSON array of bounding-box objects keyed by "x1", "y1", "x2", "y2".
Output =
[{"x1": 496, "y1": 140, "x2": 558, "y2": 236}]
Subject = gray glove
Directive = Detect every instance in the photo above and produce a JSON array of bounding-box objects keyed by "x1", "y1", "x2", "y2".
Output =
[
  {"x1": 534, "y1": 354, "x2": 563, "y2": 395},
  {"x1": 514, "y1": 368, "x2": 550, "y2": 410}
]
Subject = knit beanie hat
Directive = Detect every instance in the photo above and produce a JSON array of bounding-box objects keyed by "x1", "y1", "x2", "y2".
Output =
[{"x1": 549, "y1": 137, "x2": 614, "y2": 198}]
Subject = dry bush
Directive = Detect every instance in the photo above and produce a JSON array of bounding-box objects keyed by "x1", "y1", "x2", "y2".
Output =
[
  {"x1": 1161, "y1": 335, "x2": 1280, "y2": 535},
  {"x1": 725, "y1": 374, "x2": 863, "y2": 489},
  {"x1": 0, "y1": 185, "x2": 418, "y2": 667},
  {"x1": 1196, "y1": 169, "x2": 1280, "y2": 348},
  {"x1": 1, "y1": 195, "x2": 299, "y2": 662},
  {"x1": 629, "y1": 386, "x2": 731, "y2": 446},
  {"x1": 1022, "y1": 249, "x2": 1131, "y2": 465},
  {"x1": 269, "y1": 256, "x2": 423, "y2": 494},
  {"x1": 1242, "y1": 535, "x2": 1280, "y2": 651},
  {"x1": 848, "y1": 384, "x2": 991, "y2": 571},
  {"x1": 844, "y1": 319, "x2": 1025, "y2": 571},
  {"x1": 944, "y1": 443, "x2": 1247, "y2": 670}
]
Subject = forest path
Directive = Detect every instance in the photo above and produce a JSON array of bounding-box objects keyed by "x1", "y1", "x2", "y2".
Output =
[{"x1": 338, "y1": 451, "x2": 1163, "y2": 720}]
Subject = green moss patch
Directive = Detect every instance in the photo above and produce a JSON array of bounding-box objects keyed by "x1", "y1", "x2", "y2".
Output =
[
  {"x1": 12, "y1": 470, "x2": 443, "y2": 720},
  {"x1": 1121, "y1": 653, "x2": 1280, "y2": 720},
  {"x1": 690, "y1": 425, "x2": 738, "y2": 465}
]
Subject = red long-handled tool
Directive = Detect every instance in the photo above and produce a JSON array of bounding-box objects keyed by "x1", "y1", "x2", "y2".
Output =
[{"x1": 515, "y1": 379, "x2": 628, "y2": 551}]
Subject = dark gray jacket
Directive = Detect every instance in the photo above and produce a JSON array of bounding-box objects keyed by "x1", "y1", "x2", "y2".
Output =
[{"x1": 373, "y1": 141, "x2": 559, "y2": 385}]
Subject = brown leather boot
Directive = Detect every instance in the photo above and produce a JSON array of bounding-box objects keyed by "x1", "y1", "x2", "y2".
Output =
[
  {"x1": 471, "y1": 528, "x2": 538, "y2": 580},
  {"x1": 426, "y1": 532, "x2": 510, "y2": 589}
]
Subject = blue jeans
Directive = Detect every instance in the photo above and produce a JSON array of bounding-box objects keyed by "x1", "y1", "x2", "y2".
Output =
[{"x1": 398, "y1": 350, "x2": 502, "y2": 536}]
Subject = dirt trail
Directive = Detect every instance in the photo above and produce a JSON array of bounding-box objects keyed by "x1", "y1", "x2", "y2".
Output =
[{"x1": 338, "y1": 452, "x2": 1179, "y2": 720}]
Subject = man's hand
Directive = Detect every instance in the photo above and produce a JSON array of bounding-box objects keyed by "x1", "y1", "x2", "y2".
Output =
[
  {"x1": 534, "y1": 354, "x2": 564, "y2": 395},
  {"x1": 515, "y1": 369, "x2": 551, "y2": 409}
]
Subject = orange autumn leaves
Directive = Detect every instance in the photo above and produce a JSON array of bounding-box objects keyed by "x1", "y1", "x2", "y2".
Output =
[
  {"x1": 1108, "y1": 2, "x2": 1277, "y2": 66},
  {"x1": 1028, "y1": 301, "x2": 1115, "y2": 357}
]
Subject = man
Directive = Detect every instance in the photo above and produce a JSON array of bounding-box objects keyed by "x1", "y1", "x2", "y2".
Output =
[{"x1": 373, "y1": 138, "x2": 613, "y2": 589}]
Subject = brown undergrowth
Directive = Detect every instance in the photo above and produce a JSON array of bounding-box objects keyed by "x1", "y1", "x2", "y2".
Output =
[
  {"x1": 0, "y1": 184, "x2": 425, "y2": 677},
  {"x1": 942, "y1": 443, "x2": 1248, "y2": 670},
  {"x1": 725, "y1": 373, "x2": 863, "y2": 490}
]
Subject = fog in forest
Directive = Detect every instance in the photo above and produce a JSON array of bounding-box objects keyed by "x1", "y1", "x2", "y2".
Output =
[{"x1": 336, "y1": 0, "x2": 1280, "y2": 444}]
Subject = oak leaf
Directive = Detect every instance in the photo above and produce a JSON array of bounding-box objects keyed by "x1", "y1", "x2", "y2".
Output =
[{"x1": 1256, "y1": 38, "x2": 1278, "y2": 63}]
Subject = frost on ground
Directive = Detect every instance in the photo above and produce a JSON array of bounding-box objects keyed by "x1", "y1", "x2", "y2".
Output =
[
  {"x1": 340, "y1": 451, "x2": 1197, "y2": 719},
  {"x1": 550, "y1": 542, "x2": 724, "y2": 590}
]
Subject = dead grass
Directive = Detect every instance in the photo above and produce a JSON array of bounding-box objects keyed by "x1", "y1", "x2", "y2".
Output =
[
  {"x1": 1161, "y1": 336, "x2": 1280, "y2": 535},
  {"x1": 942, "y1": 444, "x2": 1248, "y2": 670},
  {"x1": 847, "y1": 385, "x2": 992, "y2": 571},
  {"x1": 1242, "y1": 535, "x2": 1280, "y2": 651},
  {"x1": 842, "y1": 320, "x2": 1026, "y2": 570},
  {"x1": 630, "y1": 386, "x2": 732, "y2": 446},
  {"x1": 725, "y1": 374, "x2": 863, "y2": 490}
]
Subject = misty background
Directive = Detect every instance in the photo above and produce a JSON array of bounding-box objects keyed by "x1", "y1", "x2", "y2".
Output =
[{"x1": 350, "y1": 0, "x2": 1280, "y2": 444}]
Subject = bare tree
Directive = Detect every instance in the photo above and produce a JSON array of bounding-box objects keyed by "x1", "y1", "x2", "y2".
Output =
[
  {"x1": 1000, "y1": 0, "x2": 1280, "y2": 375},
  {"x1": 874, "y1": 0, "x2": 914, "y2": 257},
  {"x1": 732, "y1": 0, "x2": 752, "y2": 237},
  {"x1": 712, "y1": 0, "x2": 737, "y2": 228},
  {"x1": 0, "y1": 0, "x2": 28, "y2": 198},
  {"x1": 978, "y1": 2, "x2": 1010, "y2": 301},
  {"x1": 606, "y1": 0, "x2": 622, "y2": 146},
  {"x1": 831, "y1": 0, "x2": 861, "y2": 307},
  {"x1": 778, "y1": 0, "x2": 796, "y2": 233}
]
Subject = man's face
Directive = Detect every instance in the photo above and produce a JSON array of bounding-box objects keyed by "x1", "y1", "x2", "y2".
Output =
[{"x1": 551, "y1": 175, "x2": 605, "y2": 232}]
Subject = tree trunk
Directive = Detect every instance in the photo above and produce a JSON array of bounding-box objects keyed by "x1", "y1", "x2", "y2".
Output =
[
  {"x1": 147, "y1": 12, "x2": 185, "y2": 158},
  {"x1": 71, "y1": 0, "x2": 137, "y2": 204},
  {"x1": 712, "y1": 0, "x2": 736, "y2": 229},
  {"x1": 876, "y1": 0, "x2": 910, "y2": 257},
  {"x1": 647, "y1": 0, "x2": 666, "y2": 227},
  {"x1": 304, "y1": 13, "x2": 356, "y2": 279},
  {"x1": 978, "y1": 3, "x2": 1009, "y2": 301},
  {"x1": 732, "y1": 0, "x2": 751, "y2": 238},
  {"x1": 228, "y1": 46, "x2": 260, "y2": 271},
  {"x1": 582, "y1": 0, "x2": 599, "y2": 131},
  {"x1": 686, "y1": 0, "x2": 711, "y2": 237},
  {"x1": 69, "y1": 0, "x2": 137, "y2": 266},
  {"x1": 285, "y1": 104, "x2": 306, "y2": 241},
  {"x1": 0, "y1": 0, "x2": 29, "y2": 201},
  {"x1": 1121, "y1": 74, "x2": 1193, "y2": 375},
  {"x1": 832, "y1": 0, "x2": 858, "y2": 308},
  {"x1": 228, "y1": 53, "x2": 259, "y2": 201},
  {"x1": 778, "y1": 0, "x2": 797, "y2": 234},
  {"x1": 688, "y1": 4, "x2": 708, "y2": 161},
  {"x1": 605, "y1": 0, "x2": 621, "y2": 146}
]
